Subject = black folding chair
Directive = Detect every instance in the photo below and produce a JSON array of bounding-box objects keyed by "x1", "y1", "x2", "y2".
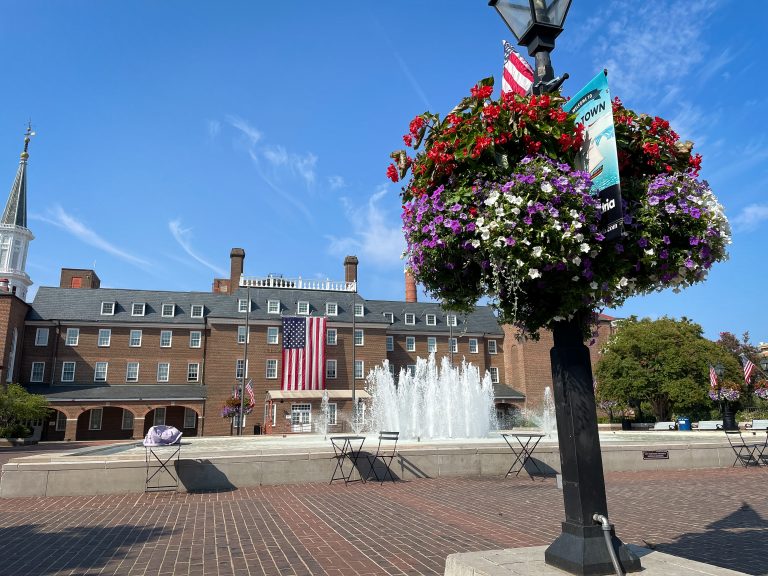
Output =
[
  {"x1": 751, "y1": 430, "x2": 768, "y2": 465},
  {"x1": 724, "y1": 430, "x2": 758, "y2": 468},
  {"x1": 367, "y1": 431, "x2": 399, "y2": 483}
]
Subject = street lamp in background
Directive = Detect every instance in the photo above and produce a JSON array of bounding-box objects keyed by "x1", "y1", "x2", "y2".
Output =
[
  {"x1": 714, "y1": 363, "x2": 725, "y2": 379},
  {"x1": 759, "y1": 357, "x2": 768, "y2": 373},
  {"x1": 489, "y1": 0, "x2": 572, "y2": 93},
  {"x1": 489, "y1": 2, "x2": 641, "y2": 574}
]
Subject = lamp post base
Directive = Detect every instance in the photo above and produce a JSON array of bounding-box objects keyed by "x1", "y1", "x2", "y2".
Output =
[{"x1": 545, "y1": 522, "x2": 641, "y2": 576}]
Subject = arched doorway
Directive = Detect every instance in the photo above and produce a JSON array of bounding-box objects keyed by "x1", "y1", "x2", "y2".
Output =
[
  {"x1": 42, "y1": 409, "x2": 68, "y2": 441},
  {"x1": 143, "y1": 406, "x2": 199, "y2": 437},
  {"x1": 76, "y1": 407, "x2": 134, "y2": 440}
]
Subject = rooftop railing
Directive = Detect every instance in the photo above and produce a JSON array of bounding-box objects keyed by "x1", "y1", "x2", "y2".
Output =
[{"x1": 240, "y1": 276, "x2": 356, "y2": 292}]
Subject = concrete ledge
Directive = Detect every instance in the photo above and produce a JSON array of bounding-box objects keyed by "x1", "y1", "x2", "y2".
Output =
[{"x1": 444, "y1": 545, "x2": 749, "y2": 575}]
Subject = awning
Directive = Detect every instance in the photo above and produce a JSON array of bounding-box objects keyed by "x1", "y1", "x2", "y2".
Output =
[{"x1": 266, "y1": 389, "x2": 371, "y2": 401}]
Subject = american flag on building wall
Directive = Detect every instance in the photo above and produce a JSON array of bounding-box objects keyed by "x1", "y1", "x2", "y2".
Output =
[
  {"x1": 282, "y1": 316, "x2": 327, "y2": 391},
  {"x1": 741, "y1": 354, "x2": 756, "y2": 384},
  {"x1": 502, "y1": 40, "x2": 534, "y2": 96}
]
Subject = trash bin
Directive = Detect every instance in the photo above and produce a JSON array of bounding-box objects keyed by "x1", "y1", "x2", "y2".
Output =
[
  {"x1": 677, "y1": 417, "x2": 691, "y2": 431},
  {"x1": 253, "y1": 424, "x2": 261, "y2": 435}
]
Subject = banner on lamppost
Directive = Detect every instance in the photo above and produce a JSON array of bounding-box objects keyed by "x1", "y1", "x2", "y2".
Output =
[{"x1": 563, "y1": 69, "x2": 623, "y2": 240}]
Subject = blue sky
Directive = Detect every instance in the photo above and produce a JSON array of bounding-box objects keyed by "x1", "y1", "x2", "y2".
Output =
[{"x1": 1, "y1": 0, "x2": 765, "y2": 343}]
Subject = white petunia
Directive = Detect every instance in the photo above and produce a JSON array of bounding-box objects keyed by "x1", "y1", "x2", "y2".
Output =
[
  {"x1": 532, "y1": 246, "x2": 543, "y2": 257},
  {"x1": 590, "y1": 281, "x2": 598, "y2": 290},
  {"x1": 573, "y1": 256, "x2": 581, "y2": 266},
  {"x1": 528, "y1": 268, "x2": 541, "y2": 279},
  {"x1": 471, "y1": 239, "x2": 481, "y2": 248},
  {"x1": 580, "y1": 243, "x2": 590, "y2": 253},
  {"x1": 541, "y1": 182, "x2": 553, "y2": 193}
]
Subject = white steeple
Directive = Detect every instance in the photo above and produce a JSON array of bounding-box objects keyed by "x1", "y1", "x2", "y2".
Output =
[{"x1": 0, "y1": 125, "x2": 35, "y2": 300}]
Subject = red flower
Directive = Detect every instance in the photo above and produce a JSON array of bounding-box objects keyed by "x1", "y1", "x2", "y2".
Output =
[
  {"x1": 470, "y1": 84, "x2": 493, "y2": 99},
  {"x1": 482, "y1": 104, "x2": 500, "y2": 122},
  {"x1": 409, "y1": 116, "x2": 426, "y2": 137},
  {"x1": 689, "y1": 153, "x2": 703, "y2": 175},
  {"x1": 386, "y1": 164, "x2": 399, "y2": 182},
  {"x1": 402, "y1": 134, "x2": 413, "y2": 147}
]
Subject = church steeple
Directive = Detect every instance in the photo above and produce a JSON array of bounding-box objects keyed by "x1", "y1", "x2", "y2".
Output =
[{"x1": 0, "y1": 126, "x2": 35, "y2": 300}]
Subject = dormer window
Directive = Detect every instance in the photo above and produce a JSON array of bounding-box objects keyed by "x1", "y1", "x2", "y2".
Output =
[
  {"x1": 447, "y1": 314, "x2": 458, "y2": 327},
  {"x1": 426, "y1": 314, "x2": 436, "y2": 326},
  {"x1": 383, "y1": 312, "x2": 394, "y2": 324},
  {"x1": 267, "y1": 299, "x2": 280, "y2": 314},
  {"x1": 100, "y1": 301, "x2": 115, "y2": 316},
  {"x1": 239, "y1": 298, "x2": 251, "y2": 313},
  {"x1": 132, "y1": 303, "x2": 146, "y2": 316},
  {"x1": 326, "y1": 302, "x2": 338, "y2": 316},
  {"x1": 405, "y1": 313, "x2": 415, "y2": 325},
  {"x1": 162, "y1": 303, "x2": 175, "y2": 317},
  {"x1": 354, "y1": 303, "x2": 364, "y2": 317},
  {"x1": 190, "y1": 304, "x2": 204, "y2": 318},
  {"x1": 297, "y1": 301, "x2": 309, "y2": 315}
]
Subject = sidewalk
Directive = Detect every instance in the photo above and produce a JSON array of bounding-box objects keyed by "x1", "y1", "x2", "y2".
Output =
[{"x1": 0, "y1": 467, "x2": 764, "y2": 576}]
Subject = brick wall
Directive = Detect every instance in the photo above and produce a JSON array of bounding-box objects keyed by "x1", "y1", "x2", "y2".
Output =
[{"x1": 0, "y1": 293, "x2": 29, "y2": 384}]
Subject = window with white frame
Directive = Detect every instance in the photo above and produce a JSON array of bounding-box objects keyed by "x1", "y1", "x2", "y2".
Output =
[
  {"x1": 406, "y1": 336, "x2": 415, "y2": 352},
  {"x1": 326, "y1": 328, "x2": 337, "y2": 346},
  {"x1": 122, "y1": 409, "x2": 134, "y2": 430},
  {"x1": 97, "y1": 329, "x2": 111, "y2": 347},
  {"x1": 160, "y1": 330, "x2": 173, "y2": 348},
  {"x1": 386, "y1": 336, "x2": 394, "y2": 352},
  {"x1": 447, "y1": 314, "x2": 458, "y2": 327},
  {"x1": 488, "y1": 340, "x2": 498, "y2": 355},
  {"x1": 89, "y1": 408, "x2": 103, "y2": 431},
  {"x1": 189, "y1": 331, "x2": 201, "y2": 348},
  {"x1": 291, "y1": 404, "x2": 311, "y2": 426},
  {"x1": 450, "y1": 337, "x2": 458, "y2": 353},
  {"x1": 405, "y1": 313, "x2": 415, "y2": 325},
  {"x1": 30, "y1": 362, "x2": 44, "y2": 383},
  {"x1": 61, "y1": 362, "x2": 76, "y2": 382},
  {"x1": 239, "y1": 298, "x2": 251, "y2": 313},
  {"x1": 94, "y1": 362, "x2": 108, "y2": 382},
  {"x1": 34, "y1": 328, "x2": 49, "y2": 346},
  {"x1": 161, "y1": 303, "x2": 175, "y2": 317},
  {"x1": 237, "y1": 325, "x2": 249, "y2": 344},
  {"x1": 184, "y1": 408, "x2": 197, "y2": 429},
  {"x1": 354, "y1": 329, "x2": 364, "y2": 346},
  {"x1": 126, "y1": 362, "x2": 139, "y2": 382},
  {"x1": 426, "y1": 313, "x2": 436, "y2": 326},
  {"x1": 326, "y1": 302, "x2": 338, "y2": 316},
  {"x1": 267, "y1": 326, "x2": 279, "y2": 345},
  {"x1": 354, "y1": 360, "x2": 364, "y2": 379},
  {"x1": 427, "y1": 337, "x2": 437, "y2": 353},
  {"x1": 187, "y1": 363, "x2": 200, "y2": 382},
  {"x1": 190, "y1": 304, "x2": 204, "y2": 318},
  {"x1": 236, "y1": 359, "x2": 249, "y2": 379},
  {"x1": 328, "y1": 403, "x2": 338, "y2": 425},
  {"x1": 132, "y1": 303, "x2": 146, "y2": 316},
  {"x1": 267, "y1": 299, "x2": 280, "y2": 314},
  {"x1": 326, "y1": 359, "x2": 337, "y2": 379},
  {"x1": 383, "y1": 312, "x2": 394, "y2": 323},
  {"x1": 354, "y1": 303, "x2": 364, "y2": 317},
  {"x1": 469, "y1": 338, "x2": 479, "y2": 353},
  {"x1": 55, "y1": 411, "x2": 67, "y2": 431},
  {"x1": 266, "y1": 359, "x2": 278, "y2": 379},
  {"x1": 153, "y1": 407, "x2": 166, "y2": 426},
  {"x1": 65, "y1": 328, "x2": 79, "y2": 346},
  {"x1": 157, "y1": 362, "x2": 170, "y2": 382},
  {"x1": 490, "y1": 367, "x2": 500, "y2": 383},
  {"x1": 129, "y1": 329, "x2": 142, "y2": 347},
  {"x1": 101, "y1": 301, "x2": 115, "y2": 316},
  {"x1": 406, "y1": 364, "x2": 416, "y2": 376},
  {"x1": 297, "y1": 301, "x2": 309, "y2": 315}
]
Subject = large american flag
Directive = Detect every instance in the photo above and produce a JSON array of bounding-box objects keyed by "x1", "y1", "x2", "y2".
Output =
[
  {"x1": 741, "y1": 354, "x2": 756, "y2": 384},
  {"x1": 709, "y1": 365, "x2": 718, "y2": 389},
  {"x1": 282, "y1": 316, "x2": 327, "y2": 391},
  {"x1": 502, "y1": 40, "x2": 534, "y2": 96}
]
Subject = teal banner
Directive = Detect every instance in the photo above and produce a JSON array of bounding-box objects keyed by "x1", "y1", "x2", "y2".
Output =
[{"x1": 564, "y1": 70, "x2": 623, "y2": 240}]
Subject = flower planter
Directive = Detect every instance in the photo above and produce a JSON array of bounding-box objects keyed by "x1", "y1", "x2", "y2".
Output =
[{"x1": 722, "y1": 403, "x2": 739, "y2": 431}]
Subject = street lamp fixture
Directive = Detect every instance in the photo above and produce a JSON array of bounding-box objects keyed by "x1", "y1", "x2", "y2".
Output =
[
  {"x1": 714, "y1": 363, "x2": 725, "y2": 378},
  {"x1": 489, "y1": 0, "x2": 572, "y2": 93},
  {"x1": 759, "y1": 357, "x2": 768, "y2": 372}
]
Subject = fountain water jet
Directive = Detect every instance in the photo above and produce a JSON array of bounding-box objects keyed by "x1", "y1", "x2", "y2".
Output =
[
  {"x1": 365, "y1": 354, "x2": 497, "y2": 440},
  {"x1": 521, "y1": 386, "x2": 557, "y2": 438}
]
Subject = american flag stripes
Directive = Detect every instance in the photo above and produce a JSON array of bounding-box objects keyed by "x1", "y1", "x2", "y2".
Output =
[
  {"x1": 741, "y1": 354, "x2": 756, "y2": 384},
  {"x1": 502, "y1": 40, "x2": 534, "y2": 96},
  {"x1": 709, "y1": 364, "x2": 718, "y2": 389},
  {"x1": 245, "y1": 379, "x2": 255, "y2": 405},
  {"x1": 281, "y1": 316, "x2": 327, "y2": 391}
]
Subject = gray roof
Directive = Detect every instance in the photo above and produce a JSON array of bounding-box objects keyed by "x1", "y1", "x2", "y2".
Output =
[
  {"x1": 493, "y1": 383, "x2": 525, "y2": 400},
  {"x1": 28, "y1": 286, "x2": 504, "y2": 335},
  {"x1": 23, "y1": 384, "x2": 207, "y2": 402}
]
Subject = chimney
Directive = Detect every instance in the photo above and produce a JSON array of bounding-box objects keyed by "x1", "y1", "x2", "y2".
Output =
[
  {"x1": 59, "y1": 268, "x2": 101, "y2": 289},
  {"x1": 405, "y1": 269, "x2": 417, "y2": 303},
  {"x1": 344, "y1": 255, "x2": 358, "y2": 284},
  {"x1": 230, "y1": 248, "x2": 245, "y2": 291}
]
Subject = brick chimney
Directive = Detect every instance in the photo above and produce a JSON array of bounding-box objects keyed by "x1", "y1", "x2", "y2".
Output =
[
  {"x1": 405, "y1": 269, "x2": 417, "y2": 303},
  {"x1": 59, "y1": 268, "x2": 101, "y2": 289},
  {"x1": 344, "y1": 255, "x2": 359, "y2": 284},
  {"x1": 230, "y1": 248, "x2": 245, "y2": 291}
]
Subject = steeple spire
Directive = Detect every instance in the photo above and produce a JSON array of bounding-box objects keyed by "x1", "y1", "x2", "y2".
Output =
[{"x1": 2, "y1": 124, "x2": 33, "y2": 228}]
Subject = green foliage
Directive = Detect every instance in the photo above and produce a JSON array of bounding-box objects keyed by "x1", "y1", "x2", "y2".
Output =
[
  {"x1": 0, "y1": 383, "x2": 50, "y2": 438},
  {"x1": 595, "y1": 316, "x2": 738, "y2": 421}
]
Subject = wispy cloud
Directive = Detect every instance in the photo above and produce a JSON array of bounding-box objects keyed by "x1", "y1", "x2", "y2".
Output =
[
  {"x1": 32, "y1": 205, "x2": 151, "y2": 267},
  {"x1": 393, "y1": 51, "x2": 431, "y2": 110},
  {"x1": 326, "y1": 186, "x2": 405, "y2": 267},
  {"x1": 247, "y1": 149, "x2": 313, "y2": 222},
  {"x1": 261, "y1": 144, "x2": 317, "y2": 188},
  {"x1": 168, "y1": 219, "x2": 227, "y2": 277},
  {"x1": 731, "y1": 204, "x2": 768, "y2": 233},
  {"x1": 207, "y1": 119, "x2": 221, "y2": 139},
  {"x1": 226, "y1": 114, "x2": 263, "y2": 145},
  {"x1": 328, "y1": 175, "x2": 346, "y2": 190}
]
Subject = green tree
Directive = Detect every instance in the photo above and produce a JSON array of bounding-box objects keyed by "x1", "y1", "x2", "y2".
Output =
[
  {"x1": 0, "y1": 383, "x2": 50, "y2": 438},
  {"x1": 595, "y1": 317, "x2": 739, "y2": 421}
]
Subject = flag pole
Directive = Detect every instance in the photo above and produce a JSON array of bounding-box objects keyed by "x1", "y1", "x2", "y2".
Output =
[
  {"x1": 238, "y1": 283, "x2": 250, "y2": 435},
  {"x1": 351, "y1": 285, "x2": 357, "y2": 430}
]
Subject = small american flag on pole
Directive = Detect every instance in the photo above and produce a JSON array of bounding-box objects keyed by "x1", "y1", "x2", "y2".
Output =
[
  {"x1": 502, "y1": 39, "x2": 534, "y2": 96},
  {"x1": 709, "y1": 365, "x2": 718, "y2": 389},
  {"x1": 245, "y1": 379, "x2": 255, "y2": 405},
  {"x1": 741, "y1": 354, "x2": 756, "y2": 384},
  {"x1": 282, "y1": 316, "x2": 327, "y2": 391}
]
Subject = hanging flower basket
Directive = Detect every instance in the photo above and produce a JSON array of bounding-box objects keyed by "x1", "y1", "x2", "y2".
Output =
[
  {"x1": 221, "y1": 395, "x2": 254, "y2": 418},
  {"x1": 390, "y1": 77, "x2": 730, "y2": 338}
]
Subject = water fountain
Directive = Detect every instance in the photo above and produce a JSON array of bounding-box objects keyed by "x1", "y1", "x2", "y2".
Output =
[
  {"x1": 317, "y1": 389, "x2": 330, "y2": 438},
  {"x1": 521, "y1": 386, "x2": 557, "y2": 438},
  {"x1": 365, "y1": 354, "x2": 497, "y2": 440}
]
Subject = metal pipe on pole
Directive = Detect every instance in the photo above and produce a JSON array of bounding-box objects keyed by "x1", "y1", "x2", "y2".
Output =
[{"x1": 238, "y1": 284, "x2": 250, "y2": 435}]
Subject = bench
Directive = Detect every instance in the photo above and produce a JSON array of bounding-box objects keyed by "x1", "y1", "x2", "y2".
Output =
[
  {"x1": 744, "y1": 419, "x2": 768, "y2": 430},
  {"x1": 651, "y1": 421, "x2": 676, "y2": 431},
  {"x1": 696, "y1": 420, "x2": 723, "y2": 430}
]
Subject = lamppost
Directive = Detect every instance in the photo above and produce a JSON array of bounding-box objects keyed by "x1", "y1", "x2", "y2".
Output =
[
  {"x1": 760, "y1": 357, "x2": 768, "y2": 374},
  {"x1": 237, "y1": 284, "x2": 251, "y2": 435},
  {"x1": 490, "y1": 2, "x2": 641, "y2": 574}
]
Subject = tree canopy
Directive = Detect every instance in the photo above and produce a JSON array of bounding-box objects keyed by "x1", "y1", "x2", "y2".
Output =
[
  {"x1": 0, "y1": 383, "x2": 50, "y2": 438},
  {"x1": 594, "y1": 316, "x2": 739, "y2": 421}
]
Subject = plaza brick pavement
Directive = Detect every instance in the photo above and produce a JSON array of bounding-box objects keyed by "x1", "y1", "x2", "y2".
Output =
[{"x1": 0, "y1": 467, "x2": 765, "y2": 576}]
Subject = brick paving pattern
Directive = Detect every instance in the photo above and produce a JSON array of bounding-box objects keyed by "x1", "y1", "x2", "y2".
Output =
[{"x1": 0, "y1": 467, "x2": 765, "y2": 576}]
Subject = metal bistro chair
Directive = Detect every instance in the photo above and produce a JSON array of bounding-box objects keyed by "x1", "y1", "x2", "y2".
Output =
[
  {"x1": 724, "y1": 430, "x2": 759, "y2": 468},
  {"x1": 367, "y1": 431, "x2": 399, "y2": 484}
]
